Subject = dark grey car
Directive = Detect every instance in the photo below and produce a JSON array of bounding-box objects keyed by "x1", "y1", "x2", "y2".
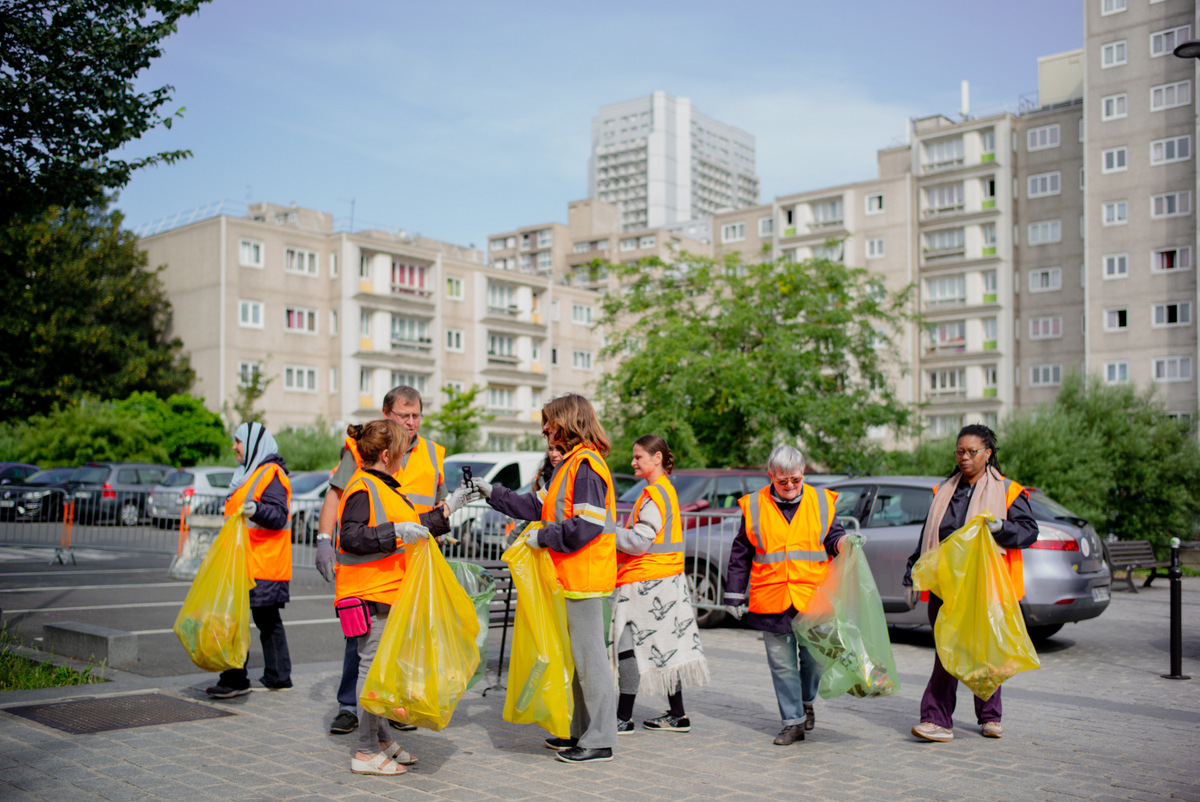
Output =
[{"x1": 68, "y1": 462, "x2": 174, "y2": 526}]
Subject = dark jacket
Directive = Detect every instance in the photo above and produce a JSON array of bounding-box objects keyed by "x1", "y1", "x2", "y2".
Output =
[
  {"x1": 339, "y1": 468, "x2": 451, "y2": 555},
  {"x1": 487, "y1": 460, "x2": 608, "y2": 554}
]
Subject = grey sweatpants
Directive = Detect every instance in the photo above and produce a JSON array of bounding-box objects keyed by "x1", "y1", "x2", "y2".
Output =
[
  {"x1": 565, "y1": 597, "x2": 617, "y2": 749},
  {"x1": 356, "y1": 607, "x2": 393, "y2": 754}
]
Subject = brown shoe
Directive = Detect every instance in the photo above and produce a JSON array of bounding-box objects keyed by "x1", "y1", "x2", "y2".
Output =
[
  {"x1": 803, "y1": 703, "x2": 815, "y2": 731},
  {"x1": 981, "y1": 721, "x2": 1003, "y2": 738},
  {"x1": 773, "y1": 725, "x2": 805, "y2": 745},
  {"x1": 912, "y1": 722, "x2": 953, "y2": 742}
]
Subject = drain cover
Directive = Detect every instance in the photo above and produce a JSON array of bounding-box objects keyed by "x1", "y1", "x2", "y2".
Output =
[{"x1": 4, "y1": 692, "x2": 235, "y2": 734}]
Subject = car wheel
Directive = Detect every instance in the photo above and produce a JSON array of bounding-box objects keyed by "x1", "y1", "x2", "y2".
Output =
[
  {"x1": 685, "y1": 559, "x2": 727, "y2": 628},
  {"x1": 1025, "y1": 623, "x2": 1063, "y2": 643},
  {"x1": 119, "y1": 501, "x2": 140, "y2": 526}
]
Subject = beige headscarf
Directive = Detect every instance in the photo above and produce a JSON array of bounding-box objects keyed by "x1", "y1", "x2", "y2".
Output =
[{"x1": 918, "y1": 465, "x2": 1008, "y2": 557}]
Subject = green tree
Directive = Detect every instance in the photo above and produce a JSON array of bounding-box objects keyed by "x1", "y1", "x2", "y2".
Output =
[
  {"x1": 878, "y1": 435, "x2": 957, "y2": 477},
  {"x1": 275, "y1": 419, "x2": 342, "y2": 472},
  {"x1": 1, "y1": 0, "x2": 208, "y2": 219},
  {"x1": 224, "y1": 363, "x2": 272, "y2": 428},
  {"x1": 115, "y1": 391, "x2": 226, "y2": 467},
  {"x1": 426, "y1": 385, "x2": 494, "y2": 455},
  {"x1": 0, "y1": 205, "x2": 194, "y2": 420},
  {"x1": 15, "y1": 401, "x2": 169, "y2": 466},
  {"x1": 595, "y1": 252, "x2": 917, "y2": 471}
]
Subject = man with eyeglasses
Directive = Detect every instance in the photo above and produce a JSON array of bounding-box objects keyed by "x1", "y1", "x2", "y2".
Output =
[
  {"x1": 314, "y1": 385, "x2": 469, "y2": 735},
  {"x1": 723, "y1": 444, "x2": 846, "y2": 746}
]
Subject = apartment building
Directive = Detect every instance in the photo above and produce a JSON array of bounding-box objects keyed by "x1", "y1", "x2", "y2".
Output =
[{"x1": 588, "y1": 91, "x2": 759, "y2": 231}]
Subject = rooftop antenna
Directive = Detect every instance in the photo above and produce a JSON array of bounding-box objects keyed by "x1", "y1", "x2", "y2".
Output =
[{"x1": 960, "y1": 80, "x2": 970, "y2": 120}]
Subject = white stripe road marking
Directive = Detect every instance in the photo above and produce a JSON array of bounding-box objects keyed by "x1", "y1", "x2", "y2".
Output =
[
  {"x1": 4, "y1": 594, "x2": 334, "y2": 615},
  {"x1": 135, "y1": 617, "x2": 339, "y2": 636},
  {"x1": 0, "y1": 547, "x2": 131, "y2": 562},
  {"x1": 1, "y1": 582, "x2": 195, "y2": 593},
  {"x1": 0, "y1": 568, "x2": 167, "y2": 577}
]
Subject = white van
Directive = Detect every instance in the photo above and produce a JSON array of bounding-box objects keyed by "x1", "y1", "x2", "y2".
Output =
[{"x1": 442, "y1": 451, "x2": 547, "y2": 531}]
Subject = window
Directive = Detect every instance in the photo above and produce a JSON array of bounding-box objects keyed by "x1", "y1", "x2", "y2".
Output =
[
  {"x1": 359, "y1": 309, "x2": 371, "y2": 338},
  {"x1": 487, "y1": 386, "x2": 515, "y2": 410},
  {"x1": 239, "y1": 239, "x2": 263, "y2": 268},
  {"x1": 1105, "y1": 308, "x2": 1129, "y2": 331},
  {"x1": 572, "y1": 242, "x2": 590, "y2": 254},
  {"x1": 1027, "y1": 124, "x2": 1060, "y2": 151},
  {"x1": 984, "y1": 365, "x2": 998, "y2": 391},
  {"x1": 639, "y1": 235, "x2": 655, "y2": 249},
  {"x1": 759, "y1": 217, "x2": 774, "y2": 237},
  {"x1": 1104, "y1": 253, "x2": 1128, "y2": 279},
  {"x1": 983, "y1": 317, "x2": 998, "y2": 342},
  {"x1": 537, "y1": 251, "x2": 552, "y2": 271},
  {"x1": 928, "y1": 320, "x2": 966, "y2": 352},
  {"x1": 283, "y1": 365, "x2": 317, "y2": 393},
  {"x1": 390, "y1": 316, "x2": 429, "y2": 347},
  {"x1": 445, "y1": 329, "x2": 463, "y2": 352},
  {"x1": 444, "y1": 381, "x2": 464, "y2": 395},
  {"x1": 925, "y1": 228, "x2": 965, "y2": 252},
  {"x1": 1101, "y1": 40, "x2": 1127, "y2": 68},
  {"x1": 1102, "y1": 147, "x2": 1127, "y2": 173},
  {"x1": 983, "y1": 271, "x2": 997, "y2": 295},
  {"x1": 1030, "y1": 316, "x2": 1063, "y2": 339},
  {"x1": 1151, "y1": 80, "x2": 1191, "y2": 111},
  {"x1": 391, "y1": 372, "x2": 427, "y2": 395},
  {"x1": 572, "y1": 350, "x2": 593, "y2": 371},
  {"x1": 1152, "y1": 246, "x2": 1192, "y2": 272},
  {"x1": 1151, "y1": 25, "x2": 1191, "y2": 57},
  {"x1": 1027, "y1": 172, "x2": 1060, "y2": 198},
  {"x1": 285, "y1": 248, "x2": 317, "y2": 276},
  {"x1": 330, "y1": 253, "x2": 338, "y2": 277},
  {"x1": 1030, "y1": 365, "x2": 1062, "y2": 386},
  {"x1": 518, "y1": 254, "x2": 532, "y2": 272},
  {"x1": 981, "y1": 222, "x2": 997, "y2": 246},
  {"x1": 1029, "y1": 267, "x2": 1061, "y2": 292},
  {"x1": 1103, "y1": 201, "x2": 1128, "y2": 226},
  {"x1": 391, "y1": 260, "x2": 428, "y2": 294},
  {"x1": 866, "y1": 193, "x2": 884, "y2": 214},
  {"x1": 1102, "y1": 93, "x2": 1128, "y2": 120},
  {"x1": 487, "y1": 283, "x2": 515, "y2": 312},
  {"x1": 1151, "y1": 135, "x2": 1191, "y2": 165},
  {"x1": 550, "y1": 347, "x2": 557, "y2": 365},
  {"x1": 488, "y1": 334, "x2": 515, "y2": 357},
  {"x1": 928, "y1": 368, "x2": 965, "y2": 396},
  {"x1": 1153, "y1": 302, "x2": 1192, "y2": 327},
  {"x1": 926, "y1": 183, "x2": 964, "y2": 211},
  {"x1": 925, "y1": 137, "x2": 964, "y2": 167},
  {"x1": 520, "y1": 233, "x2": 531, "y2": 251},
  {"x1": 359, "y1": 254, "x2": 371, "y2": 280},
  {"x1": 329, "y1": 310, "x2": 338, "y2": 335},
  {"x1": 1105, "y1": 361, "x2": 1129, "y2": 384},
  {"x1": 446, "y1": 276, "x2": 463, "y2": 299},
  {"x1": 284, "y1": 306, "x2": 317, "y2": 334},
  {"x1": 980, "y1": 130, "x2": 995, "y2": 154},
  {"x1": 812, "y1": 198, "x2": 844, "y2": 224},
  {"x1": 359, "y1": 368, "x2": 371, "y2": 396},
  {"x1": 237, "y1": 361, "x2": 262, "y2": 388},
  {"x1": 926, "y1": 414, "x2": 964, "y2": 437},
  {"x1": 866, "y1": 238, "x2": 885, "y2": 259},
  {"x1": 537, "y1": 229, "x2": 553, "y2": 248},
  {"x1": 1154, "y1": 356, "x2": 1193, "y2": 382},
  {"x1": 571, "y1": 304, "x2": 593, "y2": 325},
  {"x1": 1101, "y1": 0, "x2": 1126, "y2": 14},
  {"x1": 490, "y1": 239, "x2": 506, "y2": 251},
  {"x1": 329, "y1": 367, "x2": 337, "y2": 393},
  {"x1": 721, "y1": 222, "x2": 745, "y2": 242},
  {"x1": 1028, "y1": 220, "x2": 1061, "y2": 244},
  {"x1": 925, "y1": 274, "x2": 966, "y2": 306},
  {"x1": 1151, "y1": 191, "x2": 1191, "y2": 218},
  {"x1": 238, "y1": 300, "x2": 263, "y2": 329},
  {"x1": 620, "y1": 237, "x2": 638, "y2": 251}
]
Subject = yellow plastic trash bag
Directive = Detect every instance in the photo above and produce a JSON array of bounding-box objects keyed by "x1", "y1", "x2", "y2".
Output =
[
  {"x1": 360, "y1": 537, "x2": 480, "y2": 730},
  {"x1": 502, "y1": 526, "x2": 574, "y2": 738},
  {"x1": 173, "y1": 513, "x2": 256, "y2": 672},
  {"x1": 911, "y1": 512, "x2": 1040, "y2": 700}
]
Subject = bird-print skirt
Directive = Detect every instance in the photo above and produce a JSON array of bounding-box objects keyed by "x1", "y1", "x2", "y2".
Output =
[{"x1": 609, "y1": 573, "x2": 711, "y2": 697}]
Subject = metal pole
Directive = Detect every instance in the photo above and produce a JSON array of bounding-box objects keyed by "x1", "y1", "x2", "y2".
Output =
[{"x1": 1162, "y1": 537, "x2": 1191, "y2": 681}]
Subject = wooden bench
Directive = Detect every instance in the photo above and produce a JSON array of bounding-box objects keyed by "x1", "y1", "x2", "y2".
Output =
[{"x1": 1103, "y1": 540, "x2": 1171, "y2": 593}]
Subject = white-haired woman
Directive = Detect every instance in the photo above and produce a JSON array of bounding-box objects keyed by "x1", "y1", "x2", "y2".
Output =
[{"x1": 722, "y1": 445, "x2": 845, "y2": 746}]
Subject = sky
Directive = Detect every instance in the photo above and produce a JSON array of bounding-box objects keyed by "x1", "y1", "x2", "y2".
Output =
[{"x1": 116, "y1": 0, "x2": 1085, "y2": 248}]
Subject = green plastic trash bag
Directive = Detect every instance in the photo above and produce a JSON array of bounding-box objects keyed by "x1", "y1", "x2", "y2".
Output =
[
  {"x1": 448, "y1": 560, "x2": 498, "y2": 690},
  {"x1": 793, "y1": 533, "x2": 900, "y2": 699}
]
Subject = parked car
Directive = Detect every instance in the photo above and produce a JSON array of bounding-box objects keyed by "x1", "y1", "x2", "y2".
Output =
[
  {"x1": 289, "y1": 470, "x2": 332, "y2": 543},
  {"x1": 68, "y1": 462, "x2": 174, "y2": 525},
  {"x1": 442, "y1": 451, "x2": 549, "y2": 542},
  {"x1": 148, "y1": 467, "x2": 236, "y2": 528},
  {"x1": 0, "y1": 467, "x2": 76, "y2": 521},
  {"x1": 616, "y1": 468, "x2": 771, "y2": 528},
  {"x1": 0, "y1": 462, "x2": 39, "y2": 485}
]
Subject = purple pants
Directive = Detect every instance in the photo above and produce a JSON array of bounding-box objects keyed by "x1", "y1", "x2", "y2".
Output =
[{"x1": 918, "y1": 594, "x2": 1001, "y2": 728}]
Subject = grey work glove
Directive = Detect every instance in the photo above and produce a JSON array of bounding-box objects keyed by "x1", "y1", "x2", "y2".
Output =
[
  {"x1": 397, "y1": 522, "x2": 432, "y2": 544},
  {"x1": 525, "y1": 527, "x2": 543, "y2": 548},
  {"x1": 724, "y1": 604, "x2": 747, "y2": 620},
  {"x1": 985, "y1": 518, "x2": 1003, "y2": 534},
  {"x1": 905, "y1": 585, "x2": 920, "y2": 610},
  {"x1": 315, "y1": 539, "x2": 336, "y2": 582},
  {"x1": 470, "y1": 477, "x2": 494, "y2": 499},
  {"x1": 242, "y1": 500, "x2": 257, "y2": 518},
  {"x1": 443, "y1": 484, "x2": 472, "y2": 515}
]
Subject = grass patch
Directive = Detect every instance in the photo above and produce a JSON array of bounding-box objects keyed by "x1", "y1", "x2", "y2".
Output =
[{"x1": 0, "y1": 624, "x2": 102, "y2": 691}]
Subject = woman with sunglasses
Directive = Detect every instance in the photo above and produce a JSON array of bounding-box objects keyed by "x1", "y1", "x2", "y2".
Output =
[
  {"x1": 904, "y1": 424, "x2": 1038, "y2": 743},
  {"x1": 722, "y1": 444, "x2": 845, "y2": 746}
]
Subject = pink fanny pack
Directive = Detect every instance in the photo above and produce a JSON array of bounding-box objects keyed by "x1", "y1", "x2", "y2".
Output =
[{"x1": 335, "y1": 597, "x2": 371, "y2": 638}]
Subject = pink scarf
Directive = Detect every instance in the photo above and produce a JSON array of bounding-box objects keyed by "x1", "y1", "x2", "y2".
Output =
[{"x1": 918, "y1": 465, "x2": 1008, "y2": 557}]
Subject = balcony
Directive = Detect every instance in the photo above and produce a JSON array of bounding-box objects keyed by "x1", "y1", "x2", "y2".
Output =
[
  {"x1": 391, "y1": 336, "x2": 433, "y2": 354},
  {"x1": 487, "y1": 352, "x2": 519, "y2": 366},
  {"x1": 981, "y1": 199, "x2": 996, "y2": 210},
  {"x1": 983, "y1": 387, "x2": 998, "y2": 398},
  {"x1": 810, "y1": 218, "x2": 844, "y2": 231},
  {"x1": 981, "y1": 246, "x2": 997, "y2": 257},
  {"x1": 923, "y1": 245, "x2": 966, "y2": 262},
  {"x1": 487, "y1": 304, "x2": 519, "y2": 318},
  {"x1": 983, "y1": 340, "x2": 998, "y2": 350},
  {"x1": 923, "y1": 158, "x2": 965, "y2": 173},
  {"x1": 981, "y1": 152, "x2": 996, "y2": 163},
  {"x1": 390, "y1": 284, "x2": 433, "y2": 299},
  {"x1": 982, "y1": 293, "x2": 998, "y2": 303},
  {"x1": 923, "y1": 204, "x2": 965, "y2": 219}
]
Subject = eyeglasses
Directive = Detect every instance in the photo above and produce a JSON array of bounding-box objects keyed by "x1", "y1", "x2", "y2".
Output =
[
  {"x1": 772, "y1": 476, "x2": 804, "y2": 486},
  {"x1": 387, "y1": 410, "x2": 421, "y2": 422},
  {"x1": 955, "y1": 448, "x2": 987, "y2": 459}
]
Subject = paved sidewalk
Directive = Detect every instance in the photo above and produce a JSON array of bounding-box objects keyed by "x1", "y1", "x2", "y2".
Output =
[{"x1": 1, "y1": 579, "x2": 1198, "y2": 801}]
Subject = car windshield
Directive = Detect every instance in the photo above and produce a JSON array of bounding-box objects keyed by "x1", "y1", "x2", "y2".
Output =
[
  {"x1": 444, "y1": 460, "x2": 496, "y2": 483},
  {"x1": 71, "y1": 466, "x2": 109, "y2": 484},
  {"x1": 26, "y1": 469, "x2": 70, "y2": 485},
  {"x1": 1028, "y1": 490, "x2": 1085, "y2": 524},
  {"x1": 206, "y1": 471, "x2": 234, "y2": 488},
  {"x1": 618, "y1": 474, "x2": 711, "y2": 503},
  {"x1": 290, "y1": 472, "x2": 329, "y2": 495},
  {"x1": 162, "y1": 472, "x2": 194, "y2": 488}
]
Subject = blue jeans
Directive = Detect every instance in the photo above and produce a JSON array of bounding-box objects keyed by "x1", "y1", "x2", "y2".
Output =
[
  {"x1": 337, "y1": 635, "x2": 360, "y2": 712},
  {"x1": 762, "y1": 631, "x2": 822, "y2": 727}
]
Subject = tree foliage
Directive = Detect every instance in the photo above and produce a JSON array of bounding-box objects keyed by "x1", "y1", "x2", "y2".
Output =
[
  {"x1": 426, "y1": 384, "x2": 494, "y2": 455},
  {"x1": 0, "y1": 205, "x2": 194, "y2": 420},
  {"x1": 275, "y1": 419, "x2": 342, "y2": 472},
  {"x1": 1, "y1": 0, "x2": 208, "y2": 219},
  {"x1": 115, "y1": 391, "x2": 225, "y2": 466},
  {"x1": 878, "y1": 435, "x2": 956, "y2": 477},
  {"x1": 14, "y1": 401, "x2": 169, "y2": 467},
  {"x1": 595, "y1": 252, "x2": 917, "y2": 471}
]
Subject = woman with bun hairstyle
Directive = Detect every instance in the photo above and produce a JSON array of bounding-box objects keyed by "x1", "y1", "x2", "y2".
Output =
[
  {"x1": 336, "y1": 420, "x2": 433, "y2": 777},
  {"x1": 611, "y1": 435, "x2": 709, "y2": 735}
]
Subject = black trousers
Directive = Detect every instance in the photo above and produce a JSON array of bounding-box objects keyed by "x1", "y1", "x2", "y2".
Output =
[{"x1": 217, "y1": 604, "x2": 292, "y2": 689}]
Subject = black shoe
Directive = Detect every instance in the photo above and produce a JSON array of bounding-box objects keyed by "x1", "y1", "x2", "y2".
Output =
[
  {"x1": 329, "y1": 710, "x2": 358, "y2": 734},
  {"x1": 556, "y1": 746, "x2": 613, "y2": 763},
  {"x1": 544, "y1": 737, "x2": 578, "y2": 751},
  {"x1": 616, "y1": 718, "x2": 634, "y2": 735},
  {"x1": 205, "y1": 684, "x2": 251, "y2": 699},
  {"x1": 804, "y1": 703, "x2": 815, "y2": 731},
  {"x1": 773, "y1": 725, "x2": 805, "y2": 745},
  {"x1": 395, "y1": 723, "x2": 418, "y2": 732},
  {"x1": 643, "y1": 713, "x2": 691, "y2": 732},
  {"x1": 260, "y1": 680, "x2": 293, "y2": 691}
]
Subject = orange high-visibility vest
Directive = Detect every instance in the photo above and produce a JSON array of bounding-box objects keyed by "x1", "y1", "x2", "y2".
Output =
[
  {"x1": 616, "y1": 475, "x2": 683, "y2": 586},
  {"x1": 334, "y1": 470, "x2": 420, "y2": 605},
  {"x1": 540, "y1": 444, "x2": 617, "y2": 595},
  {"x1": 740, "y1": 484, "x2": 837, "y2": 614},
  {"x1": 929, "y1": 478, "x2": 1028, "y2": 600},
  {"x1": 225, "y1": 463, "x2": 292, "y2": 582},
  {"x1": 342, "y1": 435, "x2": 443, "y2": 514}
]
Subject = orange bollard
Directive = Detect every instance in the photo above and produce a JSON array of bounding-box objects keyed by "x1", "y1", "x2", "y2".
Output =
[
  {"x1": 61, "y1": 500, "x2": 74, "y2": 550},
  {"x1": 176, "y1": 504, "x2": 190, "y2": 555}
]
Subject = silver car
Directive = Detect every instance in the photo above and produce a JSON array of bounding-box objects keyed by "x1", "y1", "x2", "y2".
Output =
[{"x1": 149, "y1": 467, "x2": 235, "y2": 528}]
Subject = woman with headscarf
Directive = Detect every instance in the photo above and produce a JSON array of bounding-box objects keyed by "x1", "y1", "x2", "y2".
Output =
[{"x1": 205, "y1": 421, "x2": 294, "y2": 698}]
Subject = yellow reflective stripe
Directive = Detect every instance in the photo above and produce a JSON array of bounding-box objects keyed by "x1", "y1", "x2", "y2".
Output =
[{"x1": 575, "y1": 502, "x2": 608, "y2": 522}]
